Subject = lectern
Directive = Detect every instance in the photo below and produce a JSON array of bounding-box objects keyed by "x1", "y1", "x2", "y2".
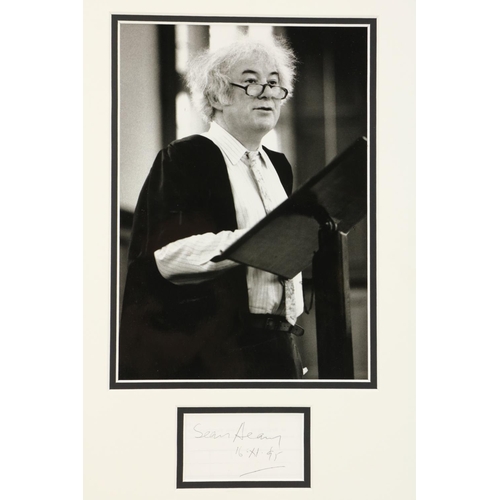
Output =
[{"x1": 214, "y1": 137, "x2": 367, "y2": 379}]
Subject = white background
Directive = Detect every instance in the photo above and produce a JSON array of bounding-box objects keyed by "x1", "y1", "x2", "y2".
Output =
[
  {"x1": 1, "y1": 0, "x2": 499, "y2": 498},
  {"x1": 182, "y1": 412, "x2": 305, "y2": 482}
]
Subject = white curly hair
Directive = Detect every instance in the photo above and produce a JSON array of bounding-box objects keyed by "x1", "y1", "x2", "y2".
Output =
[{"x1": 185, "y1": 35, "x2": 297, "y2": 123}]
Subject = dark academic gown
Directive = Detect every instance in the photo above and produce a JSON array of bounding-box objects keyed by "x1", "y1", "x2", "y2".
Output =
[{"x1": 118, "y1": 134, "x2": 295, "y2": 380}]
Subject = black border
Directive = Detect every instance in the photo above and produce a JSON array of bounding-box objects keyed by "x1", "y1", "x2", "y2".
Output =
[
  {"x1": 177, "y1": 407, "x2": 311, "y2": 489},
  {"x1": 110, "y1": 15, "x2": 377, "y2": 390}
]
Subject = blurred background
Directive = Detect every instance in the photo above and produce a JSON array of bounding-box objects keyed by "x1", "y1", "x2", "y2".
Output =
[{"x1": 118, "y1": 22, "x2": 369, "y2": 379}]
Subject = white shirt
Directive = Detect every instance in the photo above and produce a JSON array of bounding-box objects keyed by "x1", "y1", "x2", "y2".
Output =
[{"x1": 154, "y1": 122, "x2": 303, "y2": 322}]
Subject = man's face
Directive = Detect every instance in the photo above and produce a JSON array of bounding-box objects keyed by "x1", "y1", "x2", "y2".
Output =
[{"x1": 215, "y1": 56, "x2": 282, "y2": 144}]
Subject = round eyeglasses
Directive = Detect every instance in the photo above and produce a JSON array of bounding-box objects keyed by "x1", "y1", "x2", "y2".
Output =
[{"x1": 230, "y1": 82, "x2": 288, "y2": 100}]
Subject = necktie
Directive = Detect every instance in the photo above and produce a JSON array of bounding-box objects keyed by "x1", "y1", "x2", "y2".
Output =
[{"x1": 244, "y1": 151, "x2": 297, "y2": 325}]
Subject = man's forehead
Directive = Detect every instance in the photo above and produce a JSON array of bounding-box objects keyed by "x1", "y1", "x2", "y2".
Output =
[
  {"x1": 240, "y1": 69, "x2": 279, "y2": 77},
  {"x1": 230, "y1": 58, "x2": 280, "y2": 77}
]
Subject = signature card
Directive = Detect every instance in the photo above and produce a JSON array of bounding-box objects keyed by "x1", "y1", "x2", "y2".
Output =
[{"x1": 177, "y1": 407, "x2": 311, "y2": 488}]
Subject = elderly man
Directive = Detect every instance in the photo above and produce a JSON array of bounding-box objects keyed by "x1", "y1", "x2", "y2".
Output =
[{"x1": 119, "y1": 36, "x2": 304, "y2": 380}]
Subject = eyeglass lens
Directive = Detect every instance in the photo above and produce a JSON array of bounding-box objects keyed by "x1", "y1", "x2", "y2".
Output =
[{"x1": 247, "y1": 84, "x2": 286, "y2": 99}]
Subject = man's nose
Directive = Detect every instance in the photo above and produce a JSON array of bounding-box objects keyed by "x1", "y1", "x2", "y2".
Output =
[{"x1": 258, "y1": 84, "x2": 273, "y2": 98}]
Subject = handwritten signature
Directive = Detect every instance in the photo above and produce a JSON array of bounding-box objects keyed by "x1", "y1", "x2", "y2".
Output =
[
  {"x1": 193, "y1": 421, "x2": 282, "y2": 448},
  {"x1": 240, "y1": 466, "x2": 286, "y2": 477}
]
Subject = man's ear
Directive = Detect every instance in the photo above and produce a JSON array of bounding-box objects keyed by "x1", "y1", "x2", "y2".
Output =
[{"x1": 208, "y1": 94, "x2": 223, "y2": 111}]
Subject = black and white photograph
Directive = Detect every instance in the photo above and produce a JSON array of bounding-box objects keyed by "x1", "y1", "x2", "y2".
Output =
[
  {"x1": 80, "y1": 1, "x2": 418, "y2": 498},
  {"x1": 111, "y1": 16, "x2": 376, "y2": 387}
]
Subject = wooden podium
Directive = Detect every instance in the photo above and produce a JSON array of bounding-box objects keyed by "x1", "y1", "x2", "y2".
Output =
[{"x1": 214, "y1": 137, "x2": 367, "y2": 379}]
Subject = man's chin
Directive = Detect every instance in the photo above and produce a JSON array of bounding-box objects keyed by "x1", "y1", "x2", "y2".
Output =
[{"x1": 251, "y1": 119, "x2": 277, "y2": 135}]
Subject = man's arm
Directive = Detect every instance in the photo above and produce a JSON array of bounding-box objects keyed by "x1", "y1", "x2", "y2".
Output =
[
  {"x1": 128, "y1": 139, "x2": 245, "y2": 285},
  {"x1": 154, "y1": 229, "x2": 247, "y2": 285}
]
